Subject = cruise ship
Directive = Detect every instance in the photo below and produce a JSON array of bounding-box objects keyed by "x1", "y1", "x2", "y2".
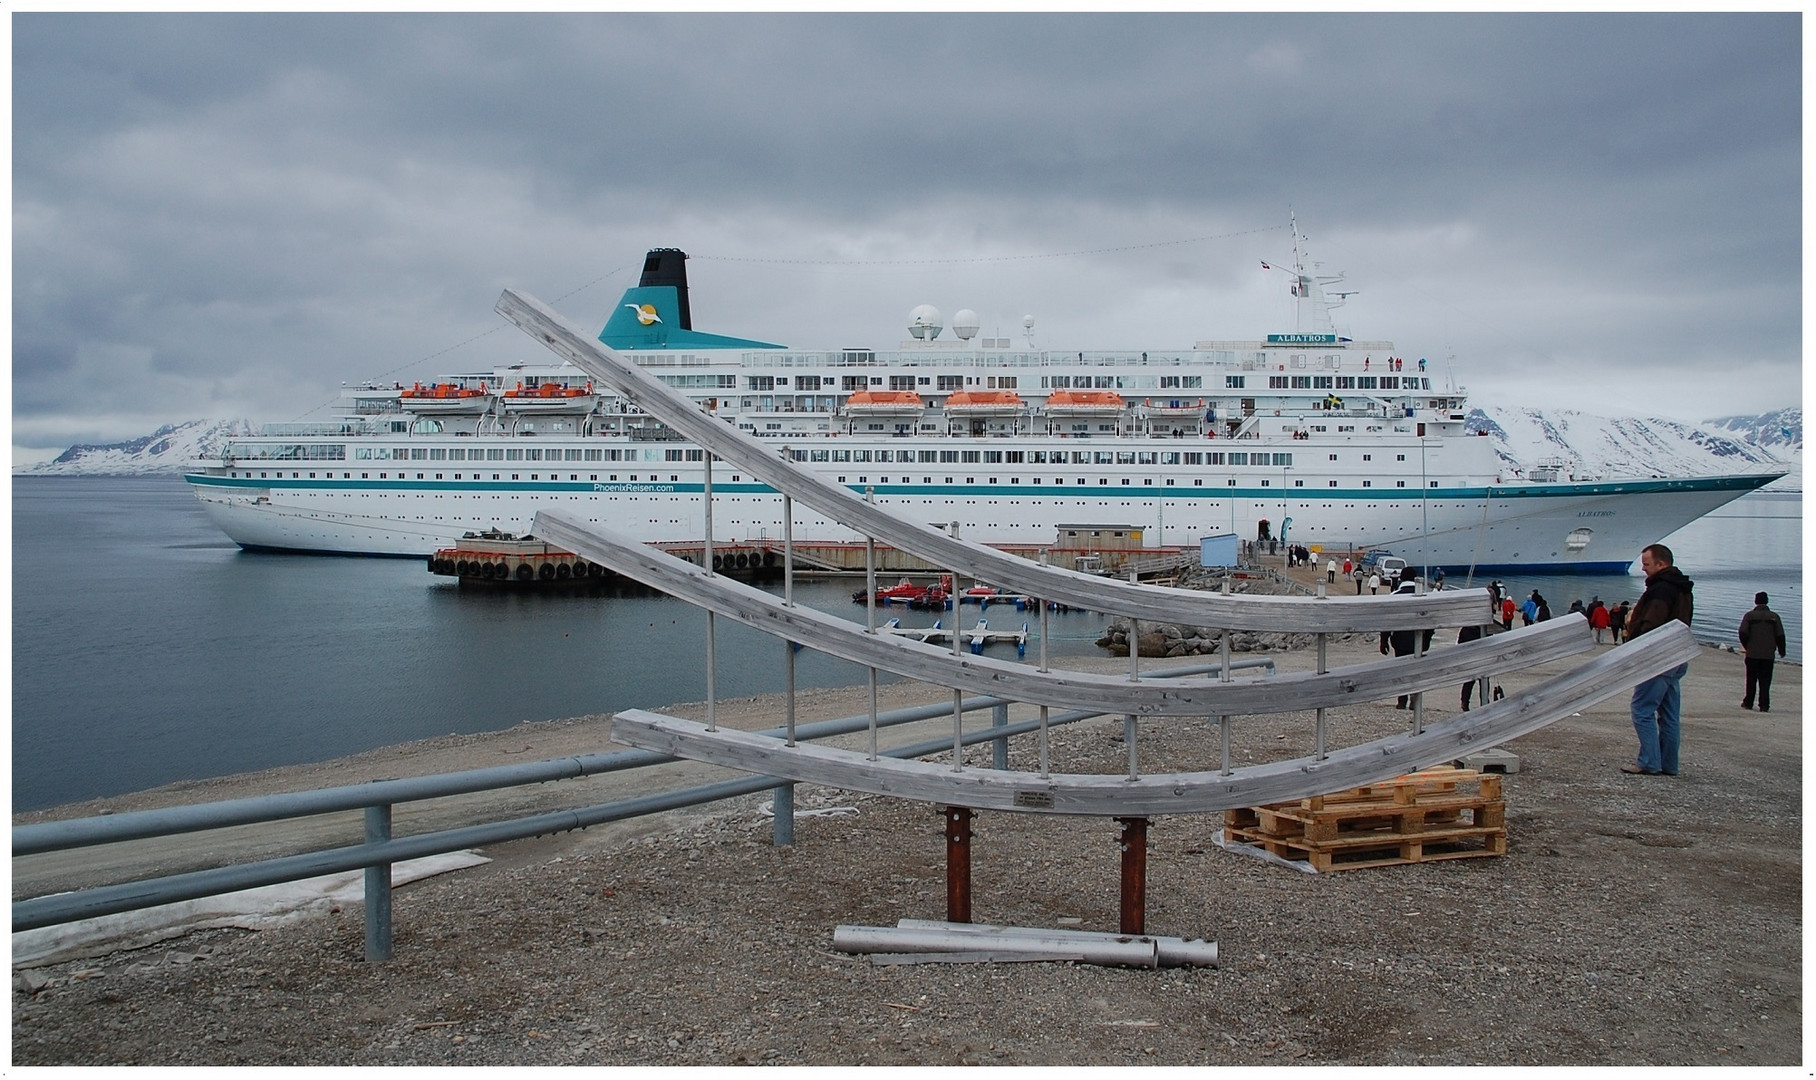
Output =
[{"x1": 184, "y1": 235, "x2": 1779, "y2": 573}]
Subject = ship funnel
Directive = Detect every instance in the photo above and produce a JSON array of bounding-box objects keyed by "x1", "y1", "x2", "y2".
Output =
[{"x1": 639, "y1": 248, "x2": 692, "y2": 330}]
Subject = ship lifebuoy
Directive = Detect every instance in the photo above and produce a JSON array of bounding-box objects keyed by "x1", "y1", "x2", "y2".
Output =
[
  {"x1": 515, "y1": 563, "x2": 534, "y2": 581},
  {"x1": 539, "y1": 563, "x2": 557, "y2": 580}
]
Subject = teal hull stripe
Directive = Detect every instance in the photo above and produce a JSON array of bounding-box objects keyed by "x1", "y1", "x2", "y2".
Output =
[{"x1": 183, "y1": 473, "x2": 1771, "y2": 500}]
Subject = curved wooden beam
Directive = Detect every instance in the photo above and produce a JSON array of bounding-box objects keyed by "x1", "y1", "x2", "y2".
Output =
[
  {"x1": 496, "y1": 288, "x2": 1491, "y2": 634},
  {"x1": 611, "y1": 623, "x2": 1700, "y2": 815},
  {"x1": 536, "y1": 510, "x2": 1594, "y2": 719}
]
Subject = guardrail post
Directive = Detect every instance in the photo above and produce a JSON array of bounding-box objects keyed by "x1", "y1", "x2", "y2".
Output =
[
  {"x1": 772, "y1": 783, "x2": 795, "y2": 847},
  {"x1": 364, "y1": 803, "x2": 393, "y2": 962},
  {"x1": 991, "y1": 703, "x2": 1009, "y2": 770}
]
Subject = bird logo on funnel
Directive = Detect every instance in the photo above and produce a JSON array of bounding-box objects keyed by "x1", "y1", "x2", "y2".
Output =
[{"x1": 626, "y1": 303, "x2": 662, "y2": 326}]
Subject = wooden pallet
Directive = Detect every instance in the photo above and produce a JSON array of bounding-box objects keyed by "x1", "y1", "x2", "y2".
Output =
[{"x1": 1223, "y1": 767, "x2": 1506, "y2": 872}]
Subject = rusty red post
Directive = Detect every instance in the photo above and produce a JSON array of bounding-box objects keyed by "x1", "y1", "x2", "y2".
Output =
[
  {"x1": 945, "y1": 806, "x2": 973, "y2": 924},
  {"x1": 1117, "y1": 816, "x2": 1148, "y2": 936}
]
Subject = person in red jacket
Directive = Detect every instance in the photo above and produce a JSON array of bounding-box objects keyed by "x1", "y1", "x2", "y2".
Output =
[
  {"x1": 1499, "y1": 594, "x2": 1516, "y2": 630},
  {"x1": 1588, "y1": 597, "x2": 1611, "y2": 644}
]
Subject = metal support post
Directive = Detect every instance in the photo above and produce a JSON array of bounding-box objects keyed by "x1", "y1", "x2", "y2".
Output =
[
  {"x1": 1117, "y1": 816, "x2": 1148, "y2": 936},
  {"x1": 945, "y1": 806, "x2": 973, "y2": 924},
  {"x1": 703, "y1": 453, "x2": 716, "y2": 731},
  {"x1": 772, "y1": 783, "x2": 794, "y2": 847},
  {"x1": 991, "y1": 702, "x2": 1009, "y2": 770},
  {"x1": 363, "y1": 803, "x2": 392, "y2": 962}
]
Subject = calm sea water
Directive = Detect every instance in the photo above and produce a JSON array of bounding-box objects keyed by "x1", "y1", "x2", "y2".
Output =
[
  {"x1": 12, "y1": 476, "x2": 1107, "y2": 810},
  {"x1": 12, "y1": 477, "x2": 1801, "y2": 811}
]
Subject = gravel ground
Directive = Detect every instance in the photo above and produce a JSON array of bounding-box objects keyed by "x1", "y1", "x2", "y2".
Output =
[{"x1": 12, "y1": 638, "x2": 1802, "y2": 1066}]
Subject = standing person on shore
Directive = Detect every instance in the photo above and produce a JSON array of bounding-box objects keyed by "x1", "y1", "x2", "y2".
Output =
[
  {"x1": 1589, "y1": 598, "x2": 1611, "y2": 644},
  {"x1": 1738, "y1": 591, "x2": 1787, "y2": 712},
  {"x1": 1367, "y1": 572, "x2": 1381, "y2": 595},
  {"x1": 1499, "y1": 593, "x2": 1516, "y2": 630},
  {"x1": 1610, "y1": 600, "x2": 1629, "y2": 643},
  {"x1": 1326, "y1": 558, "x2": 1337, "y2": 584},
  {"x1": 1623, "y1": 543, "x2": 1694, "y2": 776}
]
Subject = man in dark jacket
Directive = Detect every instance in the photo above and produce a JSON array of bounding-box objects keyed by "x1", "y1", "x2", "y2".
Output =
[
  {"x1": 1379, "y1": 581, "x2": 1436, "y2": 709},
  {"x1": 1622, "y1": 543, "x2": 1694, "y2": 776},
  {"x1": 1738, "y1": 591, "x2": 1787, "y2": 712}
]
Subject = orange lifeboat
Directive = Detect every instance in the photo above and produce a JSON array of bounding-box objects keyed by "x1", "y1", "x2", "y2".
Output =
[
  {"x1": 498, "y1": 380, "x2": 600, "y2": 413},
  {"x1": 399, "y1": 381, "x2": 494, "y2": 414},
  {"x1": 943, "y1": 390, "x2": 1025, "y2": 415},
  {"x1": 1041, "y1": 390, "x2": 1126, "y2": 414},
  {"x1": 841, "y1": 390, "x2": 927, "y2": 414}
]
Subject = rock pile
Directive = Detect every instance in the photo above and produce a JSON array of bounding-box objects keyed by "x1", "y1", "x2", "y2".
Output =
[{"x1": 1092, "y1": 571, "x2": 1360, "y2": 658}]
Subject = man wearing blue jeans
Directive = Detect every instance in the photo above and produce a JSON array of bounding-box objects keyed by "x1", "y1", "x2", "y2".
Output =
[{"x1": 1621, "y1": 543, "x2": 1695, "y2": 776}]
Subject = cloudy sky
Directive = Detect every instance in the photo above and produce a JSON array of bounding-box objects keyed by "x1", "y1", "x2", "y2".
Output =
[{"x1": 11, "y1": 11, "x2": 1803, "y2": 463}]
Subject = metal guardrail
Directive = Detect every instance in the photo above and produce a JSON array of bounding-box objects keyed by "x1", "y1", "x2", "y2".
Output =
[{"x1": 12, "y1": 660, "x2": 1274, "y2": 959}]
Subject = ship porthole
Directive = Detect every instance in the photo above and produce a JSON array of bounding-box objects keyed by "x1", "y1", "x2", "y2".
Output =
[{"x1": 1564, "y1": 527, "x2": 1594, "y2": 552}]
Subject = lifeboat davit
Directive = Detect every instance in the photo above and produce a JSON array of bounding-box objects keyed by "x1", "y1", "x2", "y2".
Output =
[
  {"x1": 841, "y1": 390, "x2": 927, "y2": 415},
  {"x1": 942, "y1": 390, "x2": 1025, "y2": 416},
  {"x1": 1041, "y1": 390, "x2": 1126, "y2": 414}
]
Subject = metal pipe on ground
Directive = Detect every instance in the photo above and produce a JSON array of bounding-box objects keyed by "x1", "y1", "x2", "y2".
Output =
[
  {"x1": 832, "y1": 924, "x2": 1160, "y2": 968},
  {"x1": 895, "y1": 918, "x2": 1219, "y2": 967}
]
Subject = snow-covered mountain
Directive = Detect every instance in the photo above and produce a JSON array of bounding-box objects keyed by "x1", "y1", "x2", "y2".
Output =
[
  {"x1": 15, "y1": 409, "x2": 1801, "y2": 490},
  {"x1": 16, "y1": 420, "x2": 255, "y2": 476},
  {"x1": 1465, "y1": 406, "x2": 1800, "y2": 491}
]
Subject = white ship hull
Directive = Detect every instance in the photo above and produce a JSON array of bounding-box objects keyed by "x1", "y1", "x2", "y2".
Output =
[{"x1": 186, "y1": 451, "x2": 1772, "y2": 573}]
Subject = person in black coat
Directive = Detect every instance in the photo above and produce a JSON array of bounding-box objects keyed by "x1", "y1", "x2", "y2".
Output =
[{"x1": 1379, "y1": 595, "x2": 1438, "y2": 709}]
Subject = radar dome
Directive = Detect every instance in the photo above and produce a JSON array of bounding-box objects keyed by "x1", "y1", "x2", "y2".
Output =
[
  {"x1": 952, "y1": 309, "x2": 980, "y2": 340},
  {"x1": 908, "y1": 304, "x2": 943, "y2": 340}
]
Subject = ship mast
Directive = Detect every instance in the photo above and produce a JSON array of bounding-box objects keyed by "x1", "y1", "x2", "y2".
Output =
[{"x1": 1287, "y1": 213, "x2": 1353, "y2": 335}]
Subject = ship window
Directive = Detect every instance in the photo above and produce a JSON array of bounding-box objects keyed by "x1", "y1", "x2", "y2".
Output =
[
  {"x1": 1396, "y1": 481, "x2": 1406, "y2": 487},
  {"x1": 1184, "y1": 453, "x2": 1203, "y2": 465},
  {"x1": 1362, "y1": 480, "x2": 1371, "y2": 487},
  {"x1": 1397, "y1": 454, "x2": 1407, "y2": 461},
  {"x1": 1330, "y1": 481, "x2": 1338, "y2": 487},
  {"x1": 1295, "y1": 480, "x2": 1304, "y2": 487},
  {"x1": 1100, "y1": 478, "x2": 1110, "y2": 485}
]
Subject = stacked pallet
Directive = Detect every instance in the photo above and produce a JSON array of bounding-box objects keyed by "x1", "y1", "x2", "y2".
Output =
[{"x1": 1222, "y1": 767, "x2": 1506, "y2": 872}]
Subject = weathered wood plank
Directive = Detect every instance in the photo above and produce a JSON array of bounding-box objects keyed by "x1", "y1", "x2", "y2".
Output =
[
  {"x1": 609, "y1": 622, "x2": 1699, "y2": 815},
  {"x1": 538, "y1": 510, "x2": 1593, "y2": 718},
  {"x1": 495, "y1": 287, "x2": 1491, "y2": 634}
]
